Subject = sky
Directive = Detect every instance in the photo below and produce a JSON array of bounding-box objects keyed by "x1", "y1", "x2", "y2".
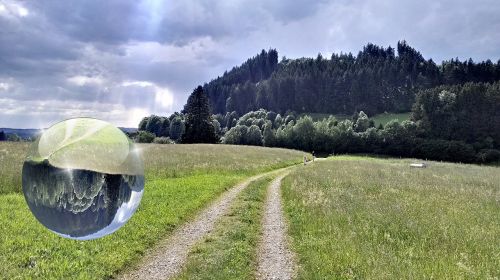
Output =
[{"x1": 1, "y1": 0, "x2": 499, "y2": 128}]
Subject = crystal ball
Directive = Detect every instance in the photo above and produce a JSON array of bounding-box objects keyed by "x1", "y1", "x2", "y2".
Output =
[{"x1": 22, "y1": 118, "x2": 144, "y2": 240}]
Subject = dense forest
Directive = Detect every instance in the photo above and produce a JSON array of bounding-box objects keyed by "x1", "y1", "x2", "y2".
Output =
[
  {"x1": 217, "y1": 81, "x2": 500, "y2": 163},
  {"x1": 137, "y1": 81, "x2": 500, "y2": 163},
  {"x1": 136, "y1": 42, "x2": 500, "y2": 163},
  {"x1": 203, "y1": 42, "x2": 500, "y2": 116}
]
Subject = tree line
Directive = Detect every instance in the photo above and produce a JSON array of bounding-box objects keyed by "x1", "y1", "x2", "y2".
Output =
[
  {"x1": 203, "y1": 42, "x2": 500, "y2": 117},
  {"x1": 219, "y1": 80, "x2": 500, "y2": 163},
  {"x1": 136, "y1": 86, "x2": 218, "y2": 144},
  {"x1": 0, "y1": 131, "x2": 22, "y2": 142},
  {"x1": 139, "y1": 81, "x2": 500, "y2": 163},
  {"x1": 136, "y1": 44, "x2": 500, "y2": 164}
]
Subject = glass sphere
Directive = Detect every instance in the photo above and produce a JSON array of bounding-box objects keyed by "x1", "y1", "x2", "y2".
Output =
[{"x1": 22, "y1": 118, "x2": 144, "y2": 240}]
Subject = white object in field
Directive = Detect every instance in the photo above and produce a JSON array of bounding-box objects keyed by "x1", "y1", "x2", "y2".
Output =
[{"x1": 410, "y1": 163, "x2": 427, "y2": 168}]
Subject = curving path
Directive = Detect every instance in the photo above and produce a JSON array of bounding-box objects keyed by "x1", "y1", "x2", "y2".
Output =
[{"x1": 118, "y1": 168, "x2": 289, "y2": 280}]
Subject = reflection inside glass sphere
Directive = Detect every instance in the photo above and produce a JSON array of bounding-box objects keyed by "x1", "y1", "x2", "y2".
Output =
[{"x1": 22, "y1": 118, "x2": 144, "y2": 240}]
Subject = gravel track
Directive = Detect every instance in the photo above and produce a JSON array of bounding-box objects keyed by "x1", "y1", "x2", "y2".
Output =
[
  {"x1": 118, "y1": 170, "x2": 286, "y2": 280},
  {"x1": 257, "y1": 173, "x2": 296, "y2": 280}
]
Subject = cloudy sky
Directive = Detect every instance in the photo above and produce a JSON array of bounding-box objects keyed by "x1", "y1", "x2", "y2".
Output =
[{"x1": 1, "y1": 0, "x2": 499, "y2": 128}]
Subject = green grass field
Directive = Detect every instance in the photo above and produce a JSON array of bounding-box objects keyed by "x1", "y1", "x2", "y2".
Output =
[
  {"x1": 371, "y1": 112, "x2": 411, "y2": 126},
  {"x1": 282, "y1": 156, "x2": 500, "y2": 279},
  {"x1": 2, "y1": 141, "x2": 499, "y2": 279},
  {"x1": 0, "y1": 142, "x2": 304, "y2": 279}
]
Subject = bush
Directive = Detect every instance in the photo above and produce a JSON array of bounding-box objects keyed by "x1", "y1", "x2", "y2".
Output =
[
  {"x1": 293, "y1": 116, "x2": 315, "y2": 151},
  {"x1": 476, "y1": 149, "x2": 500, "y2": 163},
  {"x1": 246, "y1": 125, "x2": 263, "y2": 146},
  {"x1": 153, "y1": 137, "x2": 174, "y2": 144},
  {"x1": 415, "y1": 139, "x2": 475, "y2": 163},
  {"x1": 6, "y1": 133, "x2": 21, "y2": 142},
  {"x1": 135, "y1": 131, "x2": 155, "y2": 143},
  {"x1": 263, "y1": 122, "x2": 276, "y2": 147},
  {"x1": 223, "y1": 125, "x2": 248, "y2": 145}
]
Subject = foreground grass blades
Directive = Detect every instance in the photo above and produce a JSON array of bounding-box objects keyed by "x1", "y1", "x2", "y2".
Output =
[
  {"x1": 0, "y1": 143, "x2": 304, "y2": 279},
  {"x1": 282, "y1": 156, "x2": 500, "y2": 279}
]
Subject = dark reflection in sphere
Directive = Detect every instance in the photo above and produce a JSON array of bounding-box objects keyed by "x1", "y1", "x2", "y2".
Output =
[{"x1": 22, "y1": 118, "x2": 144, "y2": 240}]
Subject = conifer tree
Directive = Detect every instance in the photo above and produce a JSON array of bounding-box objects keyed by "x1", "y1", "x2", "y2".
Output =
[{"x1": 182, "y1": 86, "x2": 218, "y2": 143}]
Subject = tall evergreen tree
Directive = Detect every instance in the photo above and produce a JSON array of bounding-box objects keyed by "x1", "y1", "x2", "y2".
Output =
[
  {"x1": 0, "y1": 131, "x2": 5, "y2": 141},
  {"x1": 182, "y1": 86, "x2": 218, "y2": 143}
]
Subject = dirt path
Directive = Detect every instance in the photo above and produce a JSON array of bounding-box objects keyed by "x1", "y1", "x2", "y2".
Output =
[
  {"x1": 257, "y1": 174, "x2": 296, "y2": 280},
  {"x1": 118, "y1": 170, "x2": 285, "y2": 280}
]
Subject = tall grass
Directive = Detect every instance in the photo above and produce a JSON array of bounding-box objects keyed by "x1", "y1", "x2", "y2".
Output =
[
  {"x1": 0, "y1": 142, "x2": 29, "y2": 194},
  {"x1": 282, "y1": 156, "x2": 500, "y2": 279},
  {"x1": 0, "y1": 142, "x2": 305, "y2": 194}
]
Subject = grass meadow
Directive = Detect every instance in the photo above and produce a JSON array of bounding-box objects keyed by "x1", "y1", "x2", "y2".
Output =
[
  {"x1": 0, "y1": 142, "x2": 304, "y2": 279},
  {"x1": 371, "y1": 112, "x2": 411, "y2": 126},
  {"x1": 282, "y1": 156, "x2": 500, "y2": 279}
]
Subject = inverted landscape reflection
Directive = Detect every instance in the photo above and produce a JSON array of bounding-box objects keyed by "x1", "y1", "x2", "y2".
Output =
[{"x1": 21, "y1": 118, "x2": 145, "y2": 240}]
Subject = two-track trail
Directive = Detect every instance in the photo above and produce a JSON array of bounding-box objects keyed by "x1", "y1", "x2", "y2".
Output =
[{"x1": 118, "y1": 167, "x2": 294, "y2": 280}]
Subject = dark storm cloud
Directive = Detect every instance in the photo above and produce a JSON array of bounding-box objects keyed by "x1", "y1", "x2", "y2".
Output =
[
  {"x1": 1, "y1": 0, "x2": 499, "y2": 128},
  {"x1": 24, "y1": 0, "x2": 328, "y2": 45}
]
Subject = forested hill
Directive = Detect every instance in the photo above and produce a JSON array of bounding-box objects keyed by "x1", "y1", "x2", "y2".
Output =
[{"x1": 203, "y1": 41, "x2": 500, "y2": 116}]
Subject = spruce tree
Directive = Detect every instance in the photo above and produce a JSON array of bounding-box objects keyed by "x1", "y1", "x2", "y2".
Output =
[{"x1": 182, "y1": 86, "x2": 218, "y2": 143}]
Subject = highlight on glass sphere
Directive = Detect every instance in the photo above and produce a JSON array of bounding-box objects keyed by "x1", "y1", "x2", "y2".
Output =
[{"x1": 21, "y1": 118, "x2": 144, "y2": 240}]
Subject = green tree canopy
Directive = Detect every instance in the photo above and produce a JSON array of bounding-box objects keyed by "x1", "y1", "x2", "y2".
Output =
[{"x1": 169, "y1": 116, "x2": 185, "y2": 141}]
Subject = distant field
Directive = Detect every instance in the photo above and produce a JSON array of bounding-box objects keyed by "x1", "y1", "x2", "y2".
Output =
[
  {"x1": 0, "y1": 142, "x2": 305, "y2": 279},
  {"x1": 371, "y1": 112, "x2": 411, "y2": 126},
  {"x1": 0, "y1": 142, "x2": 303, "y2": 195},
  {"x1": 299, "y1": 113, "x2": 348, "y2": 122},
  {"x1": 282, "y1": 156, "x2": 500, "y2": 279},
  {"x1": 301, "y1": 112, "x2": 411, "y2": 126}
]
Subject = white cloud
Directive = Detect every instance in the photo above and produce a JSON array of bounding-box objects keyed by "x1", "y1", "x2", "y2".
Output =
[
  {"x1": 17, "y1": 5, "x2": 28, "y2": 17},
  {"x1": 0, "y1": 2, "x2": 29, "y2": 18},
  {"x1": 124, "y1": 37, "x2": 220, "y2": 64},
  {"x1": 67, "y1": 75, "x2": 105, "y2": 86},
  {"x1": 154, "y1": 87, "x2": 174, "y2": 108},
  {"x1": 0, "y1": 97, "x2": 152, "y2": 128},
  {"x1": 121, "y1": 80, "x2": 174, "y2": 110},
  {"x1": 0, "y1": 82, "x2": 9, "y2": 91},
  {"x1": 121, "y1": 80, "x2": 154, "y2": 87}
]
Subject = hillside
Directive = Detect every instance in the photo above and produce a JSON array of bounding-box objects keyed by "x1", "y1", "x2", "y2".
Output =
[
  {"x1": 0, "y1": 142, "x2": 305, "y2": 278},
  {"x1": 203, "y1": 41, "x2": 500, "y2": 116}
]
